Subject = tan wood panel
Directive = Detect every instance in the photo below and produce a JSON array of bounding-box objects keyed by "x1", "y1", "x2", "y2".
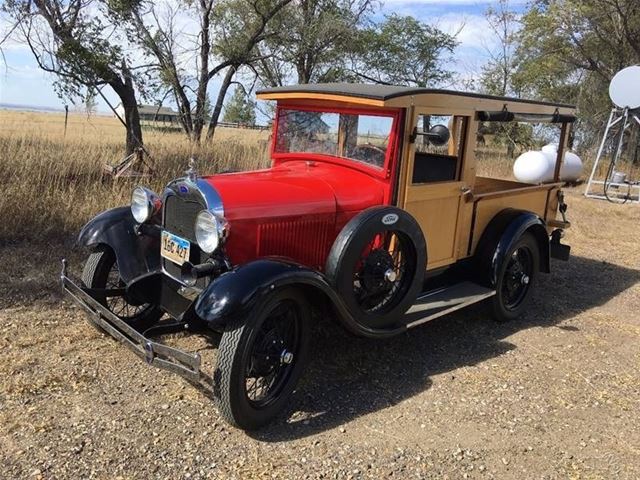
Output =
[
  {"x1": 544, "y1": 186, "x2": 561, "y2": 232},
  {"x1": 470, "y1": 189, "x2": 549, "y2": 253},
  {"x1": 404, "y1": 182, "x2": 463, "y2": 267},
  {"x1": 474, "y1": 176, "x2": 529, "y2": 194},
  {"x1": 455, "y1": 118, "x2": 479, "y2": 259}
]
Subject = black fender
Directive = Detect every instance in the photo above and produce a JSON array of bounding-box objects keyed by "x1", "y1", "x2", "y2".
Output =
[
  {"x1": 194, "y1": 258, "x2": 406, "y2": 339},
  {"x1": 475, "y1": 208, "x2": 550, "y2": 288},
  {"x1": 78, "y1": 206, "x2": 160, "y2": 283}
]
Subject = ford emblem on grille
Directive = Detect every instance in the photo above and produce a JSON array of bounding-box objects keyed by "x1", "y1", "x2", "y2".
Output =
[{"x1": 178, "y1": 184, "x2": 189, "y2": 194}]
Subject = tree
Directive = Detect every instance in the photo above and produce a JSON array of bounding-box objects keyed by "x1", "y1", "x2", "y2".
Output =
[
  {"x1": 479, "y1": 0, "x2": 519, "y2": 97},
  {"x1": 478, "y1": 0, "x2": 532, "y2": 157},
  {"x1": 84, "y1": 88, "x2": 98, "y2": 116},
  {"x1": 109, "y1": 0, "x2": 291, "y2": 143},
  {"x1": 351, "y1": 14, "x2": 457, "y2": 87},
  {"x1": 4, "y1": 0, "x2": 146, "y2": 155},
  {"x1": 515, "y1": 0, "x2": 640, "y2": 147},
  {"x1": 223, "y1": 87, "x2": 256, "y2": 125},
  {"x1": 206, "y1": 0, "x2": 292, "y2": 140},
  {"x1": 255, "y1": 0, "x2": 374, "y2": 86}
]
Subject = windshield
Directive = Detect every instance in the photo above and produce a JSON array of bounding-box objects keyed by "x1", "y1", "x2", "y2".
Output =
[{"x1": 275, "y1": 108, "x2": 395, "y2": 169}]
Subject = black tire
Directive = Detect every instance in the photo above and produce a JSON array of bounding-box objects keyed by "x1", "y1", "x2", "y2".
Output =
[
  {"x1": 491, "y1": 232, "x2": 540, "y2": 322},
  {"x1": 213, "y1": 288, "x2": 311, "y2": 430},
  {"x1": 326, "y1": 206, "x2": 426, "y2": 331},
  {"x1": 82, "y1": 246, "x2": 162, "y2": 331}
]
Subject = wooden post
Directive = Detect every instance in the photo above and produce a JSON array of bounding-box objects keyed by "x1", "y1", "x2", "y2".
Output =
[
  {"x1": 64, "y1": 105, "x2": 69, "y2": 137},
  {"x1": 553, "y1": 122, "x2": 570, "y2": 182},
  {"x1": 338, "y1": 114, "x2": 358, "y2": 157}
]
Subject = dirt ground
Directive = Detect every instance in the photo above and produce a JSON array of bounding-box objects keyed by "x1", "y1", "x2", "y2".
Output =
[{"x1": 1, "y1": 188, "x2": 639, "y2": 479}]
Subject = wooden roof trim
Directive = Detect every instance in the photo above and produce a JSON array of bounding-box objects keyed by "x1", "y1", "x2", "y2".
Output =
[{"x1": 256, "y1": 92, "x2": 386, "y2": 107}]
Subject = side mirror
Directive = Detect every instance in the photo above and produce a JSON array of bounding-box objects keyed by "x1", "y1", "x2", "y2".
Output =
[{"x1": 426, "y1": 124, "x2": 450, "y2": 146}]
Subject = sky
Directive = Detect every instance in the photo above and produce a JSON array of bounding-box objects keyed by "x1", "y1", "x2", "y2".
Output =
[{"x1": 0, "y1": 0, "x2": 527, "y2": 115}]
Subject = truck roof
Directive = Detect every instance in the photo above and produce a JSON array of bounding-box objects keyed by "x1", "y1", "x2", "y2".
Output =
[{"x1": 256, "y1": 83, "x2": 576, "y2": 115}]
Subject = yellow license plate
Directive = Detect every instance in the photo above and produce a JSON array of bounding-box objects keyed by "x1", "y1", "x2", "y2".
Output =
[{"x1": 161, "y1": 231, "x2": 190, "y2": 266}]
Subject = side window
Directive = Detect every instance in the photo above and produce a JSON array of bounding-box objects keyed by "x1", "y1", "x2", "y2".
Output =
[{"x1": 412, "y1": 114, "x2": 467, "y2": 184}]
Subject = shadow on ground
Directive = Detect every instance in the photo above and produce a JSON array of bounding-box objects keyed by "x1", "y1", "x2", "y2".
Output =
[
  {"x1": 4, "y1": 246, "x2": 638, "y2": 440},
  {"x1": 250, "y1": 255, "x2": 640, "y2": 441}
]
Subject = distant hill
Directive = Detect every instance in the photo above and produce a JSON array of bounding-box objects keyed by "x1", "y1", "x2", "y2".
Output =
[{"x1": 0, "y1": 103, "x2": 110, "y2": 115}]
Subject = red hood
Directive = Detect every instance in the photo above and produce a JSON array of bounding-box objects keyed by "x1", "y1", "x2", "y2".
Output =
[
  {"x1": 201, "y1": 160, "x2": 387, "y2": 267},
  {"x1": 203, "y1": 160, "x2": 386, "y2": 221}
]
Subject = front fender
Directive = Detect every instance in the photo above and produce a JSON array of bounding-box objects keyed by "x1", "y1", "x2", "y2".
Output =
[
  {"x1": 194, "y1": 258, "x2": 405, "y2": 338},
  {"x1": 475, "y1": 208, "x2": 550, "y2": 288},
  {"x1": 78, "y1": 206, "x2": 160, "y2": 283}
]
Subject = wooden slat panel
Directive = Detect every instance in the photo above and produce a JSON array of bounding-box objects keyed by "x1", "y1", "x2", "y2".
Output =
[{"x1": 470, "y1": 189, "x2": 549, "y2": 253}]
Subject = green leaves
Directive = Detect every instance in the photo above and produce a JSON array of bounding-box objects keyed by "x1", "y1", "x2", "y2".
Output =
[
  {"x1": 223, "y1": 87, "x2": 256, "y2": 125},
  {"x1": 352, "y1": 14, "x2": 457, "y2": 87}
]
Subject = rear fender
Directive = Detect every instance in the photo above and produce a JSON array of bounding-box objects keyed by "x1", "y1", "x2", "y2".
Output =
[
  {"x1": 475, "y1": 209, "x2": 550, "y2": 288},
  {"x1": 78, "y1": 206, "x2": 160, "y2": 283},
  {"x1": 194, "y1": 258, "x2": 405, "y2": 338}
]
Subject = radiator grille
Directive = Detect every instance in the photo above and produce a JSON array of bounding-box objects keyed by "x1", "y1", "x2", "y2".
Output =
[
  {"x1": 163, "y1": 195, "x2": 203, "y2": 241},
  {"x1": 258, "y1": 218, "x2": 332, "y2": 270},
  {"x1": 162, "y1": 195, "x2": 207, "y2": 285}
]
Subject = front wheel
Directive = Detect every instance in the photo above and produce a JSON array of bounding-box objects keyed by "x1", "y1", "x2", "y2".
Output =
[
  {"x1": 213, "y1": 288, "x2": 311, "y2": 430},
  {"x1": 82, "y1": 246, "x2": 162, "y2": 331},
  {"x1": 491, "y1": 232, "x2": 540, "y2": 322}
]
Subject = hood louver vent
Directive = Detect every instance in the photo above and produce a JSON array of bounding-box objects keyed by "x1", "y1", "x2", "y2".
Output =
[{"x1": 257, "y1": 218, "x2": 332, "y2": 270}]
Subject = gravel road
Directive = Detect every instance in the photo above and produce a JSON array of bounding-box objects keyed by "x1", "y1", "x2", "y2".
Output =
[{"x1": 1, "y1": 191, "x2": 639, "y2": 479}]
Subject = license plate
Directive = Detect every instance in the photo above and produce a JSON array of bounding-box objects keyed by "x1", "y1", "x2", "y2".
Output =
[{"x1": 161, "y1": 231, "x2": 190, "y2": 266}]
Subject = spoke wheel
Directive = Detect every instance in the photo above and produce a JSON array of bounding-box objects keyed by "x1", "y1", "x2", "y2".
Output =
[
  {"x1": 244, "y1": 299, "x2": 301, "y2": 408},
  {"x1": 352, "y1": 231, "x2": 412, "y2": 314},
  {"x1": 103, "y1": 260, "x2": 151, "y2": 319},
  {"x1": 214, "y1": 288, "x2": 311, "y2": 430},
  {"x1": 492, "y1": 233, "x2": 540, "y2": 322},
  {"x1": 326, "y1": 207, "x2": 426, "y2": 333},
  {"x1": 501, "y1": 247, "x2": 533, "y2": 310},
  {"x1": 82, "y1": 246, "x2": 162, "y2": 331}
]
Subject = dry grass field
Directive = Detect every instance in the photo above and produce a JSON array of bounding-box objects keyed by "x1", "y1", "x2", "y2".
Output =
[
  {"x1": 0, "y1": 111, "x2": 271, "y2": 241},
  {"x1": 1, "y1": 110, "x2": 639, "y2": 479}
]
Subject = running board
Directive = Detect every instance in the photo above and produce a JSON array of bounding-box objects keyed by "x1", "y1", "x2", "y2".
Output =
[{"x1": 404, "y1": 281, "x2": 496, "y2": 329}]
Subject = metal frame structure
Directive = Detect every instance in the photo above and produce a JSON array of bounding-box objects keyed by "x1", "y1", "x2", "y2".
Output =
[{"x1": 584, "y1": 107, "x2": 640, "y2": 204}]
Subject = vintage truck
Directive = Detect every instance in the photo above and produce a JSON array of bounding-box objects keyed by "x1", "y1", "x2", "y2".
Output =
[{"x1": 61, "y1": 83, "x2": 574, "y2": 430}]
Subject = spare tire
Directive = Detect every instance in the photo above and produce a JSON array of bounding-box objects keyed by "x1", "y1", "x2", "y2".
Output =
[{"x1": 325, "y1": 206, "x2": 426, "y2": 330}]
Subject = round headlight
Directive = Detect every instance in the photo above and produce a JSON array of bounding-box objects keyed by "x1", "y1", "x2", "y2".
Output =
[
  {"x1": 131, "y1": 186, "x2": 161, "y2": 224},
  {"x1": 195, "y1": 210, "x2": 228, "y2": 253}
]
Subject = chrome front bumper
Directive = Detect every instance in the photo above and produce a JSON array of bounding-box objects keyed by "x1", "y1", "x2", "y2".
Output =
[{"x1": 60, "y1": 260, "x2": 203, "y2": 383}]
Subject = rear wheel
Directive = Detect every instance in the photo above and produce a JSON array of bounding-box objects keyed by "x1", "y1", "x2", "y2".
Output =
[
  {"x1": 491, "y1": 233, "x2": 539, "y2": 322},
  {"x1": 82, "y1": 246, "x2": 162, "y2": 331},
  {"x1": 213, "y1": 288, "x2": 311, "y2": 430}
]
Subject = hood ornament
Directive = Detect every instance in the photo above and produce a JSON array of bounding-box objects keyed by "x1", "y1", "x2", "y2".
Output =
[{"x1": 186, "y1": 158, "x2": 198, "y2": 183}]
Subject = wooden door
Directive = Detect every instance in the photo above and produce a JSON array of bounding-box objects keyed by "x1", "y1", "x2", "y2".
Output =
[{"x1": 402, "y1": 111, "x2": 471, "y2": 270}]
